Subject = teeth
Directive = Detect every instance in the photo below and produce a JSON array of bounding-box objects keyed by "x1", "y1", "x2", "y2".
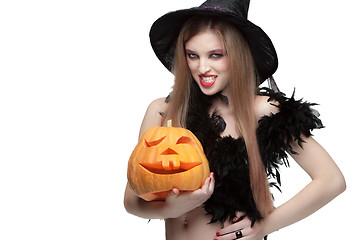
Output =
[{"x1": 201, "y1": 76, "x2": 216, "y2": 82}]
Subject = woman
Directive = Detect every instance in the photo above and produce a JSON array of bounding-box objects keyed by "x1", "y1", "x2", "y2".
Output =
[{"x1": 124, "y1": 0, "x2": 346, "y2": 239}]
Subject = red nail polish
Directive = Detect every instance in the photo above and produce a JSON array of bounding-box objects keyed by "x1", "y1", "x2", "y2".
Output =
[{"x1": 216, "y1": 232, "x2": 220, "y2": 236}]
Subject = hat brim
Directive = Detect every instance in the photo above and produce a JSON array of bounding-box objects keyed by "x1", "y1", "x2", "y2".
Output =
[{"x1": 150, "y1": 7, "x2": 278, "y2": 83}]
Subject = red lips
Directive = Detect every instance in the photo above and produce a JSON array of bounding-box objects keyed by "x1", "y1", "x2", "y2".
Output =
[{"x1": 199, "y1": 74, "x2": 217, "y2": 87}]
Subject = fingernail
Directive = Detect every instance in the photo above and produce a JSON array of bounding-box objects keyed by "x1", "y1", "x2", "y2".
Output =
[
  {"x1": 216, "y1": 232, "x2": 220, "y2": 236},
  {"x1": 209, "y1": 178, "x2": 212, "y2": 183}
]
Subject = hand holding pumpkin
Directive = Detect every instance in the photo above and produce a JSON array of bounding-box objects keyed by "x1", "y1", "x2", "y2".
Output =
[
  {"x1": 163, "y1": 172, "x2": 215, "y2": 218},
  {"x1": 127, "y1": 120, "x2": 211, "y2": 201}
]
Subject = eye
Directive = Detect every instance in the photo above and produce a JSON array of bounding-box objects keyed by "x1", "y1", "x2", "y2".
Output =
[
  {"x1": 187, "y1": 53, "x2": 198, "y2": 59},
  {"x1": 210, "y1": 53, "x2": 224, "y2": 59},
  {"x1": 144, "y1": 136, "x2": 165, "y2": 147},
  {"x1": 176, "y1": 136, "x2": 195, "y2": 146}
]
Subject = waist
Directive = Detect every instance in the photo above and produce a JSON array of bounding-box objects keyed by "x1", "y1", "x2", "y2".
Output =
[{"x1": 165, "y1": 207, "x2": 231, "y2": 240}]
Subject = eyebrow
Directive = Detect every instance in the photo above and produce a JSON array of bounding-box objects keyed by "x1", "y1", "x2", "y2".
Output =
[
  {"x1": 185, "y1": 49, "x2": 225, "y2": 54},
  {"x1": 185, "y1": 49, "x2": 195, "y2": 53}
]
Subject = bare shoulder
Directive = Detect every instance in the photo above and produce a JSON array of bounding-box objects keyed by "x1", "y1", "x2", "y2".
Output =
[
  {"x1": 151, "y1": 97, "x2": 168, "y2": 110},
  {"x1": 254, "y1": 95, "x2": 279, "y2": 122},
  {"x1": 146, "y1": 97, "x2": 169, "y2": 118},
  {"x1": 138, "y1": 97, "x2": 168, "y2": 138}
]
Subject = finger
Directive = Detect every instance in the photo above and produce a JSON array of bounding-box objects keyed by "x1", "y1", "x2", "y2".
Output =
[
  {"x1": 216, "y1": 229, "x2": 250, "y2": 240},
  {"x1": 189, "y1": 175, "x2": 213, "y2": 205},
  {"x1": 234, "y1": 230, "x2": 243, "y2": 239},
  {"x1": 202, "y1": 172, "x2": 214, "y2": 190},
  {"x1": 217, "y1": 215, "x2": 251, "y2": 236},
  {"x1": 215, "y1": 229, "x2": 243, "y2": 240},
  {"x1": 171, "y1": 188, "x2": 180, "y2": 195},
  {"x1": 195, "y1": 178, "x2": 212, "y2": 198},
  {"x1": 237, "y1": 227, "x2": 251, "y2": 239},
  {"x1": 166, "y1": 188, "x2": 179, "y2": 201},
  {"x1": 232, "y1": 211, "x2": 246, "y2": 222},
  {"x1": 200, "y1": 173, "x2": 213, "y2": 191},
  {"x1": 208, "y1": 172, "x2": 215, "y2": 193},
  {"x1": 204, "y1": 175, "x2": 211, "y2": 187},
  {"x1": 216, "y1": 223, "x2": 243, "y2": 237}
]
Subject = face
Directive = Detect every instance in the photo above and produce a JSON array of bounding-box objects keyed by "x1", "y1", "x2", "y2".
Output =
[
  {"x1": 185, "y1": 30, "x2": 230, "y2": 96},
  {"x1": 127, "y1": 125, "x2": 210, "y2": 201}
]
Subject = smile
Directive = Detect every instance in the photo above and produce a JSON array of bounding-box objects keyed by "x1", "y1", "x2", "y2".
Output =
[{"x1": 199, "y1": 75, "x2": 217, "y2": 87}]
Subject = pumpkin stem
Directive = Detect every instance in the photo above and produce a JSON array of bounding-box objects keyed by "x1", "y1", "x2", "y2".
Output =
[{"x1": 167, "y1": 120, "x2": 172, "y2": 127}]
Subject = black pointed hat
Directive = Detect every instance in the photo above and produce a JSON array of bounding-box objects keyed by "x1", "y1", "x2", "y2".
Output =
[{"x1": 149, "y1": 0, "x2": 278, "y2": 83}]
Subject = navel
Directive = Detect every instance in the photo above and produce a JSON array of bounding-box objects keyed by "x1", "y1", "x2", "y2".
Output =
[{"x1": 183, "y1": 216, "x2": 188, "y2": 227}]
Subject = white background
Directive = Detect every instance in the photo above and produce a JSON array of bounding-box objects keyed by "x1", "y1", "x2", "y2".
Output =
[{"x1": 0, "y1": 0, "x2": 359, "y2": 239}]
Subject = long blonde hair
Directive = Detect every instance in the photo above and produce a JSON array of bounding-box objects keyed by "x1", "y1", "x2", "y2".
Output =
[{"x1": 166, "y1": 16, "x2": 273, "y2": 217}]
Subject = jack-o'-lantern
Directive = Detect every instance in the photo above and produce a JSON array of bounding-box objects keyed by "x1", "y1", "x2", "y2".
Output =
[{"x1": 127, "y1": 120, "x2": 210, "y2": 201}]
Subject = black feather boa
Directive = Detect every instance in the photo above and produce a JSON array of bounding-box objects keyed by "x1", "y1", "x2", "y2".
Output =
[{"x1": 185, "y1": 83, "x2": 323, "y2": 225}]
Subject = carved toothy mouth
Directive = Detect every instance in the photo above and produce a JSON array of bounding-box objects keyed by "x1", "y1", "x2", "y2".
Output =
[{"x1": 139, "y1": 161, "x2": 202, "y2": 174}]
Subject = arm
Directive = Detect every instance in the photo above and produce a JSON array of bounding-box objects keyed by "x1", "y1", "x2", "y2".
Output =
[
  {"x1": 123, "y1": 98, "x2": 215, "y2": 219},
  {"x1": 257, "y1": 94, "x2": 346, "y2": 236},
  {"x1": 124, "y1": 176, "x2": 214, "y2": 219},
  {"x1": 259, "y1": 93, "x2": 345, "y2": 234},
  {"x1": 216, "y1": 136, "x2": 346, "y2": 240},
  {"x1": 216, "y1": 95, "x2": 346, "y2": 239},
  {"x1": 124, "y1": 98, "x2": 168, "y2": 219},
  {"x1": 260, "y1": 136, "x2": 346, "y2": 235}
]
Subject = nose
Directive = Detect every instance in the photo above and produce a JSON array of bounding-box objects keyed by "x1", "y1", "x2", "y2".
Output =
[
  {"x1": 199, "y1": 59, "x2": 210, "y2": 74},
  {"x1": 161, "y1": 148, "x2": 178, "y2": 155}
]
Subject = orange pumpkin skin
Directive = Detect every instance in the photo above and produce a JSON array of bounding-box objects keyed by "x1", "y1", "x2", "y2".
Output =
[{"x1": 127, "y1": 124, "x2": 210, "y2": 201}]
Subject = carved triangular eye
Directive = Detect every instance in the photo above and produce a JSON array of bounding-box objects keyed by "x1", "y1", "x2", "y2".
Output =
[
  {"x1": 144, "y1": 136, "x2": 166, "y2": 147},
  {"x1": 176, "y1": 136, "x2": 195, "y2": 146}
]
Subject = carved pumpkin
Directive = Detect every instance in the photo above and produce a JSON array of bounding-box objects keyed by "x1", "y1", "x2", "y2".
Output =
[{"x1": 127, "y1": 120, "x2": 210, "y2": 201}]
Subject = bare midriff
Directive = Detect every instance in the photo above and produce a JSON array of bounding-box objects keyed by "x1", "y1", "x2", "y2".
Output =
[{"x1": 165, "y1": 206, "x2": 232, "y2": 240}]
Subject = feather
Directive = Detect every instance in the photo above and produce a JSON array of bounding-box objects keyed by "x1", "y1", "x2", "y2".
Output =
[{"x1": 185, "y1": 83, "x2": 323, "y2": 225}]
